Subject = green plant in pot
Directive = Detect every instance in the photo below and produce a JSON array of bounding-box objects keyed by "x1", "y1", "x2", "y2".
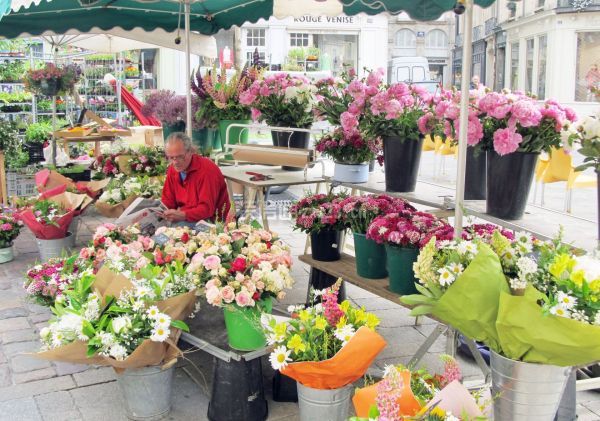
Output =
[
  {"x1": 191, "y1": 68, "x2": 220, "y2": 155},
  {"x1": 141, "y1": 89, "x2": 186, "y2": 138},
  {"x1": 366, "y1": 210, "x2": 453, "y2": 294},
  {"x1": 0, "y1": 120, "x2": 29, "y2": 170},
  {"x1": 339, "y1": 195, "x2": 415, "y2": 279},
  {"x1": 24, "y1": 62, "x2": 81, "y2": 96},
  {"x1": 240, "y1": 72, "x2": 316, "y2": 169}
]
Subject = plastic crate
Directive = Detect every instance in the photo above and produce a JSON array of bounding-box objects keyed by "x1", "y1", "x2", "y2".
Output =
[{"x1": 6, "y1": 171, "x2": 37, "y2": 197}]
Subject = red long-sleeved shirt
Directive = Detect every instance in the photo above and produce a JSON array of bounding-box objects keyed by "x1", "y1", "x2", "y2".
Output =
[{"x1": 161, "y1": 154, "x2": 230, "y2": 222}]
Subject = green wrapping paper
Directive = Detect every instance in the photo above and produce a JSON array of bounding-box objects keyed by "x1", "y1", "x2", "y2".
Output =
[
  {"x1": 431, "y1": 244, "x2": 509, "y2": 352},
  {"x1": 496, "y1": 285, "x2": 600, "y2": 366}
]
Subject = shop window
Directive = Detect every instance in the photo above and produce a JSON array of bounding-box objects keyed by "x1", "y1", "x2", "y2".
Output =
[
  {"x1": 537, "y1": 35, "x2": 547, "y2": 99},
  {"x1": 290, "y1": 33, "x2": 310, "y2": 47},
  {"x1": 525, "y1": 38, "x2": 534, "y2": 93},
  {"x1": 425, "y1": 30, "x2": 447, "y2": 48},
  {"x1": 537, "y1": 0, "x2": 545, "y2": 7},
  {"x1": 246, "y1": 29, "x2": 266, "y2": 47},
  {"x1": 575, "y1": 32, "x2": 600, "y2": 102},
  {"x1": 510, "y1": 41, "x2": 519, "y2": 91},
  {"x1": 246, "y1": 51, "x2": 266, "y2": 65},
  {"x1": 395, "y1": 29, "x2": 416, "y2": 48}
]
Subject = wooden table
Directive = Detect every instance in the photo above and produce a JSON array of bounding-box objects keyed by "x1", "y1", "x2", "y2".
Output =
[
  {"x1": 57, "y1": 135, "x2": 117, "y2": 158},
  {"x1": 220, "y1": 164, "x2": 327, "y2": 230},
  {"x1": 298, "y1": 252, "x2": 492, "y2": 384}
]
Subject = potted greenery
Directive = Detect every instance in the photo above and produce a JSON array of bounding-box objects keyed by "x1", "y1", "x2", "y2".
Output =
[
  {"x1": 0, "y1": 120, "x2": 29, "y2": 172},
  {"x1": 25, "y1": 121, "x2": 52, "y2": 164},
  {"x1": 192, "y1": 68, "x2": 221, "y2": 154},
  {"x1": 240, "y1": 73, "x2": 316, "y2": 170},
  {"x1": 24, "y1": 63, "x2": 80, "y2": 96}
]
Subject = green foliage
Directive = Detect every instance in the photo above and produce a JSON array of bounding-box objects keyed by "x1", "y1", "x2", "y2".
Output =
[
  {"x1": 0, "y1": 91, "x2": 32, "y2": 104},
  {"x1": 5, "y1": 145, "x2": 29, "y2": 170},
  {"x1": 25, "y1": 121, "x2": 53, "y2": 143},
  {"x1": 0, "y1": 59, "x2": 26, "y2": 82},
  {"x1": 0, "y1": 120, "x2": 29, "y2": 169}
]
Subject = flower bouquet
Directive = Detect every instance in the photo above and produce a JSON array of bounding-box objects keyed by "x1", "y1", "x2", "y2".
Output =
[
  {"x1": 367, "y1": 211, "x2": 453, "y2": 294},
  {"x1": 339, "y1": 195, "x2": 414, "y2": 279},
  {"x1": 24, "y1": 63, "x2": 80, "y2": 96},
  {"x1": 290, "y1": 192, "x2": 347, "y2": 261},
  {"x1": 91, "y1": 152, "x2": 123, "y2": 179},
  {"x1": 262, "y1": 280, "x2": 386, "y2": 420},
  {"x1": 35, "y1": 169, "x2": 111, "y2": 199},
  {"x1": 78, "y1": 223, "x2": 143, "y2": 271},
  {"x1": 0, "y1": 206, "x2": 22, "y2": 262},
  {"x1": 17, "y1": 198, "x2": 75, "y2": 240},
  {"x1": 95, "y1": 175, "x2": 163, "y2": 218},
  {"x1": 200, "y1": 222, "x2": 294, "y2": 350},
  {"x1": 127, "y1": 146, "x2": 167, "y2": 177},
  {"x1": 141, "y1": 90, "x2": 186, "y2": 133},
  {"x1": 23, "y1": 255, "x2": 82, "y2": 306},
  {"x1": 352, "y1": 355, "x2": 487, "y2": 421}
]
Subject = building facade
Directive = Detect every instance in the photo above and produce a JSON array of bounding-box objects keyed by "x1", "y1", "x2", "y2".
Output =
[
  {"x1": 388, "y1": 13, "x2": 454, "y2": 86},
  {"x1": 453, "y1": 0, "x2": 600, "y2": 115}
]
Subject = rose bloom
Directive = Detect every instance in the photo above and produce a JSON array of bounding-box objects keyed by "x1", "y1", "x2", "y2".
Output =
[
  {"x1": 221, "y1": 286, "x2": 235, "y2": 303},
  {"x1": 235, "y1": 290, "x2": 254, "y2": 307},
  {"x1": 203, "y1": 255, "x2": 221, "y2": 271},
  {"x1": 206, "y1": 286, "x2": 222, "y2": 306}
]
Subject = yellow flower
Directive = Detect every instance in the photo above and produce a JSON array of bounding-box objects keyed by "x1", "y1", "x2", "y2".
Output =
[
  {"x1": 339, "y1": 301, "x2": 351, "y2": 313},
  {"x1": 287, "y1": 334, "x2": 306, "y2": 354},
  {"x1": 353, "y1": 308, "x2": 367, "y2": 325},
  {"x1": 336, "y1": 315, "x2": 347, "y2": 329},
  {"x1": 549, "y1": 254, "x2": 575, "y2": 279},
  {"x1": 590, "y1": 280, "x2": 600, "y2": 293},
  {"x1": 570, "y1": 270, "x2": 585, "y2": 288},
  {"x1": 274, "y1": 323, "x2": 288, "y2": 338},
  {"x1": 314, "y1": 316, "x2": 327, "y2": 331},
  {"x1": 366, "y1": 313, "x2": 380, "y2": 329},
  {"x1": 298, "y1": 310, "x2": 311, "y2": 323}
]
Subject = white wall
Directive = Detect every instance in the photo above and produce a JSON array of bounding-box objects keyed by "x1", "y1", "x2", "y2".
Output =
[{"x1": 157, "y1": 48, "x2": 200, "y2": 94}]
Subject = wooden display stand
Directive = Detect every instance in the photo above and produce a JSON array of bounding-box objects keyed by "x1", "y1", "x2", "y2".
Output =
[
  {"x1": 54, "y1": 110, "x2": 118, "y2": 158},
  {"x1": 0, "y1": 152, "x2": 7, "y2": 205}
]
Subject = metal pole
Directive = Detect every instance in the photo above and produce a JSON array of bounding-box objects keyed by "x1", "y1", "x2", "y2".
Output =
[
  {"x1": 454, "y1": 0, "x2": 474, "y2": 236},
  {"x1": 184, "y1": 0, "x2": 192, "y2": 138}
]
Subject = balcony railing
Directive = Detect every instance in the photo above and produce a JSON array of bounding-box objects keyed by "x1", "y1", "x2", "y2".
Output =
[
  {"x1": 557, "y1": 0, "x2": 600, "y2": 12},
  {"x1": 485, "y1": 17, "x2": 498, "y2": 35}
]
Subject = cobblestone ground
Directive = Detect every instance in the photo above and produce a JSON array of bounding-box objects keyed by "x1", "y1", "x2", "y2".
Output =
[{"x1": 0, "y1": 188, "x2": 599, "y2": 420}]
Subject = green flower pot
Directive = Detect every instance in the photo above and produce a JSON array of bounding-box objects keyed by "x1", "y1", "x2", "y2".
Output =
[
  {"x1": 191, "y1": 128, "x2": 217, "y2": 156},
  {"x1": 218, "y1": 119, "x2": 250, "y2": 159},
  {"x1": 223, "y1": 297, "x2": 272, "y2": 351},
  {"x1": 353, "y1": 232, "x2": 387, "y2": 279},
  {"x1": 385, "y1": 244, "x2": 419, "y2": 295},
  {"x1": 162, "y1": 121, "x2": 186, "y2": 142},
  {"x1": 212, "y1": 129, "x2": 222, "y2": 152}
]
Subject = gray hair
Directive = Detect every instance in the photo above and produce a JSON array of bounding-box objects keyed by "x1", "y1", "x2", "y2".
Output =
[{"x1": 166, "y1": 131, "x2": 194, "y2": 152}]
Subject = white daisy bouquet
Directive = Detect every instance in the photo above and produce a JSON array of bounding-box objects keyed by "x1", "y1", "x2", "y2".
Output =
[
  {"x1": 97, "y1": 174, "x2": 163, "y2": 205},
  {"x1": 261, "y1": 280, "x2": 387, "y2": 390},
  {"x1": 36, "y1": 269, "x2": 194, "y2": 369}
]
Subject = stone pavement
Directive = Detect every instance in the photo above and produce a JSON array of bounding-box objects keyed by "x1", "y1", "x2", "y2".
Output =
[{"x1": 0, "y1": 170, "x2": 599, "y2": 420}]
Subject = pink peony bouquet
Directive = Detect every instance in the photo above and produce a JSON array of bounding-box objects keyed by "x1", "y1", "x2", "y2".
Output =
[
  {"x1": 366, "y1": 210, "x2": 453, "y2": 248},
  {"x1": 23, "y1": 255, "x2": 84, "y2": 306},
  {"x1": 477, "y1": 91, "x2": 577, "y2": 155},
  {"x1": 315, "y1": 127, "x2": 383, "y2": 165},
  {"x1": 289, "y1": 192, "x2": 348, "y2": 234},
  {"x1": 339, "y1": 194, "x2": 415, "y2": 234},
  {"x1": 240, "y1": 73, "x2": 316, "y2": 128}
]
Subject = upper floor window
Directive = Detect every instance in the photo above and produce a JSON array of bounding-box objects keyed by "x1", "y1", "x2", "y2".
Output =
[
  {"x1": 246, "y1": 29, "x2": 265, "y2": 47},
  {"x1": 425, "y1": 29, "x2": 448, "y2": 48},
  {"x1": 395, "y1": 29, "x2": 416, "y2": 48},
  {"x1": 290, "y1": 33, "x2": 310, "y2": 47}
]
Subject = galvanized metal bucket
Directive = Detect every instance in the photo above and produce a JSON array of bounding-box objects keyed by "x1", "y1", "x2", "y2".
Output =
[
  {"x1": 0, "y1": 246, "x2": 14, "y2": 264},
  {"x1": 69, "y1": 217, "x2": 80, "y2": 245},
  {"x1": 333, "y1": 162, "x2": 369, "y2": 183},
  {"x1": 491, "y1": 351, "x2": 572, "y2": 421},
  {"x1": 116, "y1": 365, "x2": 174, "y2": 421},
  {"x1": 35, "y1": 232, "x2": 74, "y2": 261},
  {"x1": 297, "y1": 382, "x2": 353, "y2": 421}
]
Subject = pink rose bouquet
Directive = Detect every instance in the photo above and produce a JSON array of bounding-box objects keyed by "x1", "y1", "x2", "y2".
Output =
[
  {"x1": 339, "y1": 194, "x2": 415, "y2": 234},
  {"x1": 366, "y1": 210, "x2": 453, "y2": 249},
  {"x1": 289, "y1": 192, "x2": 348, "y2": 234}
]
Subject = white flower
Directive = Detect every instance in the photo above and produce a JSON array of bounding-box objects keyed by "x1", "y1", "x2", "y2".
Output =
[
  {"x1": 515, "y1": 231, "x2": 533, "y2": 245},
  {"x1": 556, "y1": 291, "x2": 577, "y2": 309},
  {"x1": 517, "y1": 257, "x2": 538, "y2": 277},
  {"x1": 334, "y1": 324, "x2": 356, "y2": 345},
  {"x1": 269, "y1": 346, "x2": 292, "y2": 370},
  {"x1": 111, "y1": 316, "x2": 132, "y2": 334},
  {"x1": 457, "y1": 241, "x2": 477, "y2": 256},
  {"x1": 444, "y1": 412, "x2": 460, "y2": 421},
  {"x1": 594, "y1": 312, "x2": 600, "y2": 326},
  {"x1": 447, "y1": 262, "x2": 464, "y2": 276},
  {"x1": 573, "y1": 255, "x2": 600, "y2": 282},
  {"x1": 108, "y1": 344, "x2": 128, "y2": 361},
  {"x1": 437, "y1": 267, "x2": 455, "y2": 287},
  {"x1": 150, "y1": 326, "x2": 170, "y2": 342},
  {"x1": 509, "y1": 277, "x2": 527, "y2": 290},
  {"x1": 146, "y1": 306, "x2": 160, "y2": 320},
  {"x1": 502, "y1": 247, "x2": 517, "y2": 264},
  {"x1": 549, "y1": 305, "x2": 571, "y2": 318},
  {"x1": 99, "y1": 331, "x2": 116, "y2": 347},
  {"x1": 378, "y1": 226, "x2": 388, "y2": 235},
  {"x1": 382, "y1": 364, "x2": 399, "y2": 379},
  {"x1": 570, "y1": 310, "x2": 589, "y2": 323},
  {"x1": 40, "y1": 327, "x2": 51, "y2": 340}
]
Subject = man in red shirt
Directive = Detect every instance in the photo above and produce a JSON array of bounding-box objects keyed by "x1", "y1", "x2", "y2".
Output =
[{"x1": 161, "y1": 133, "x2": 230, "y2": 225}]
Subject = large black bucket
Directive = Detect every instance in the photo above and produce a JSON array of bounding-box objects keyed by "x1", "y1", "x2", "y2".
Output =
[
  {"x1": 310, "y1": 229, "x2": 341, "y2": 262},
  {"x1": 464, "y1": 147, "x2": 487, "y2": 200},
  {"x1": 382, "y1": 136, "x2": 424, "y2": 192}
]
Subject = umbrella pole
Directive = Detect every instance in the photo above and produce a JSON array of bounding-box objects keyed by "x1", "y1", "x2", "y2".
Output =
[
  {"x1": 184, "y1": 0, "x2": 192, "y2": 138},
  {"x1": 51, "y1": 95, "x2": 57, "y2": 167},
  {"x1": 454, "y1": 0, "x2": 474, "y2": 236}
]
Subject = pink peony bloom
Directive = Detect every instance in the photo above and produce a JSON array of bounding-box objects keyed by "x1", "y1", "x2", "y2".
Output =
[
  {"x1": 250, "y1": 107, "x2": 262, "y2": 121},
  {"x1": 203, "y1": 255, "x2": 221, "y2": 271},
  {"x1": 235, "y1": 290, "x2": 254, "y2": 307},
  {"x1": 493, "y1": 128, "x2": 523, "y2": 155},
  {"x1": 511, "y1": 100, "x2": 542, "y2": 127},
  {"x1": 221, "y1": 286, "x2": 235, "y2": 303},
  {"x1": 340, "y1": 111, "x2": 359, "y2": 133}
]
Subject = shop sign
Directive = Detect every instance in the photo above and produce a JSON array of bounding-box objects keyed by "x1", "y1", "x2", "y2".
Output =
[{"x1": 293, "y1": 15, "x2": 355, "y2": 24}]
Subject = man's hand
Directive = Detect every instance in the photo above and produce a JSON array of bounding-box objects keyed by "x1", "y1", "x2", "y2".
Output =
[{"x1": 162, "y1": 209, "x2": 186, "y2": 222}]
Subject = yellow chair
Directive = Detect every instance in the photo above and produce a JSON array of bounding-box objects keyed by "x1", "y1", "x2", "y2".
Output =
[
  {"x1": 434, "y1": 136, "x2": 457, "y2": 178},
  {"x1": 539, "y1": 147, "x2": 597, "y2": 212},
  {"x1": 531, "y1": 154, "x2": 550, "y2": 205}
]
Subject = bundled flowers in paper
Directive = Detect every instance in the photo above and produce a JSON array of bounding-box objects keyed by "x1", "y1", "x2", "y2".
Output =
[
  {"x1": 401, "y1": 237, "x2": 508, "y2": 352},
  {"x1": 37, "y1": 270, "x2": 192, "y2": 369},
  {"x1": 262, "y1": 280, "x2": 386, "y2": 389},
  {"x1": 352, "y1": 355, "x2": 487, "y2": 420},
  {"x1": 240, "y1": 73, "x2": 317, "y2": 128},
  {"x1": 91, "y1": 152, "x2": 123, "y2": 179},
  {"x1": 201, "y1": 223, "x2": 294, "y2": 308},
  {"x1": 477, "y1": 91, "x2": 577, "y2": 155},
  {"x1": 289, "y1": 192, "x2": 348, "y2": 234},
  {"x1": 315, "y1": 127, "x2": 383, "y2": 165},
  {"x1": 96, "y1": 174, "x2": 163, "y2": 218},
  {"x1": 0, "y1": 206, "x2": 22, "y2": 248},
  {"x1": 78, "y1": 223, "x2": 143, "y2": 270},
  {"x1": 127, "y1": 146, "x2": 167, "y2": 177},
  {"x1": 366, "y1": 211, "x2": 453, "y2": 249},
  {"x1": 16, "y1": 198, "x2": 74, "y2": 240},
  {"x1": 24, "y1": 255, "x2": 83, "y2": 307},
  {"x1": 339, "y1": 194, "x2": 415, "y2": 234},
  {"x1": 35, "y1": 169, "x2": 110, "y2": 199}
]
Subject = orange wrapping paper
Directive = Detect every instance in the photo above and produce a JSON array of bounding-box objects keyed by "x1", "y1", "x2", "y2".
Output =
[
  {"x1": 281, "y1": 327, "x2": 386, "y2": 390},
  {"x1": 352, "y1": 370, "x2": 421, "y2": 418}
]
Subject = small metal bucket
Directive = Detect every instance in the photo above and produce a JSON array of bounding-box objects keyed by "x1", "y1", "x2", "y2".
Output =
[
  {"x1": 0, "y1": 246, "x2": 14, "y2": 264},
  {"x1": 491, "y1": 351, "x2": 572, "y2": 421},
  {"x1": 69, "y1": 217, "x2": 80, "y2": 245},
  {"x1": 297, "y1": 382, "x2": 353, "y2": 421},
  {"x1": 333, "y1": 162, "x2": 369, "y2": 183},
  {"x1": 116, "y1": 365, "x2": 174, "y2": 421},
  {"x1": 35, "y1": 232, "x2": 74, "y2": 261}
]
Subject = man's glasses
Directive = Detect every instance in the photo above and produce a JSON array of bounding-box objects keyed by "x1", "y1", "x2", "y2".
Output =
[{"x1": 165, "y1": 152, "x2": 189, "y2": 162}]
